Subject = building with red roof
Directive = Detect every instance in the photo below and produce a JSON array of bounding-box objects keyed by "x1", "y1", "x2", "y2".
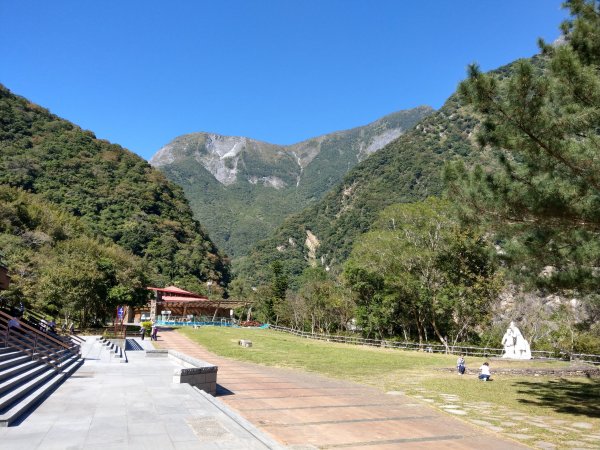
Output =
[{"x1": 132, "y1": 285, "x2": 249, "y2": 323}]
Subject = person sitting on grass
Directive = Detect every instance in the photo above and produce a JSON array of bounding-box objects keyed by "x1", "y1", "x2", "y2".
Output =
[
  {"x1": 478, "y1": 362, "x2": 491, "y2": 381},
  {"x1": 457, "y1": 355, "x2": 466, "y2": 375}
]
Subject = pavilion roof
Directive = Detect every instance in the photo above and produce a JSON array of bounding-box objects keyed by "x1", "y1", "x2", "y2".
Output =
[
  {"x1": 147, "y1": 286, "x2": 202, "y2": 297},
  {"x1": 154, "y1": 298, "x2": 249, "y2": 308}
]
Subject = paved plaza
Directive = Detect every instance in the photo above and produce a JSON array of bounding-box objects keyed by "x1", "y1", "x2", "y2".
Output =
[
  {"x1": 0, "y1": 336, "x2": 282, "y2": 450},
  {"x1": 0, "y1": 330, "x2": 534, "y2": 449},
  {"x1": 157, "y1": 329, "x2": 528, "y2": 449}
]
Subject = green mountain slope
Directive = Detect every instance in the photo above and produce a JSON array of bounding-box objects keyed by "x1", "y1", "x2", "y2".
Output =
[
  {"x1": 237, "y1": 61, "x2": 530, "y2": 283},
  {"x1": 237, "y1": 94, "x2": 479, "y2": 282},
  {"x1": 0, "y1": 186, "x2": 149, "y2": 324},
  {"x1": 0, "y1": 84, "x2": 229, "y2": 289},
  {"x1": 151, "y1": 107, "x2": 433, "y2": 259}
]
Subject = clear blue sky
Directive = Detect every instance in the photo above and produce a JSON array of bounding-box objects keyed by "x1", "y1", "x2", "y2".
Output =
[{"x1": 1, "y1": 1, "x2": 567, "y2": 161}]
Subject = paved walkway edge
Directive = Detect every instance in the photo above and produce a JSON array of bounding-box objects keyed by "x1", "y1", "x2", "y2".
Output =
[{"x1": 194, "y1": 387, "x2": 286, "y2": 450}]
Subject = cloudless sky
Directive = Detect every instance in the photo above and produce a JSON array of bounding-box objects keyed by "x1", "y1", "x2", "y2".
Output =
[{"x1": 1, "y1": 1, "x2": 567, "y2": 161}]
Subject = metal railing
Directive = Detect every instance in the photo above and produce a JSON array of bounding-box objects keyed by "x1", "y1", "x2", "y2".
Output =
[
  {"x1": 267, "y1": 325, "x2": 600, "y2": 364},
  {"x1": 12, "y1": 307, "x2": 85, "y2": 345},
  {"x1": 157, "y1": 316, "x2": 236, "y2": 327},
  {"x1": 0, "y1": 310, "x2": 81, "y2": 372}
]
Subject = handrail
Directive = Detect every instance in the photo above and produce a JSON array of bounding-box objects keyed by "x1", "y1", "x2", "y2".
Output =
[
  {"x1": 3, "y1": 329, "x2": 62, "y2": 371},
  {"x1": 0, "y1": 309, "x2": 73, "y2": 351},
  {"x1": 0, "y1": 310, "x2": 81, "y2": 373},
  {"x1": 0, "y1": 305, "x2": 81, "y2": 346}
]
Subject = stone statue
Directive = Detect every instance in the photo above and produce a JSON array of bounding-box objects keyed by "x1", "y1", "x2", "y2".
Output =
[{"x1": 501, "y1": 321, "x2": 531, "y2": 359}]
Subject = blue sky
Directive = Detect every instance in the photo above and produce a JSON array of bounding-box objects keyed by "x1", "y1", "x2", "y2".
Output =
[{"x1": 1, "y1": 1, "x2": 567, "y2": 161}]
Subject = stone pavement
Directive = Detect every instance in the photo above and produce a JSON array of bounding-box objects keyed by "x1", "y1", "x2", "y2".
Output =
[
  {"x1": 0, "y1": 336, "x2": 283, "y2": 450},
  {"x1": 156, "y1": 329, "x2": 528, "y2": 450}
]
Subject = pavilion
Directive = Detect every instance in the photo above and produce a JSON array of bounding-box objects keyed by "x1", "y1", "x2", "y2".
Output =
[{"x1": 132, "y1": 286, "x2": 248, "y2": 323}]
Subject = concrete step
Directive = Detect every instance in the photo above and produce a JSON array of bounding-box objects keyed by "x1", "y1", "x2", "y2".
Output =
[
  {"x1": 0, "y1": 350, "x2": 24, "y2": 363},
  {"x1": 0, "y1": 362, "x2": 49, "y2": 396},
  {"x1": 0, "y1": 365, "x2": 56, "y2": 411},
  {"x1": 0, "y1": 359, "x2": 43, "y2": 383},
  {"x1": 0, "y1": 355, "x2": 83, "y2": 427},
  {"x1": 0, "y1": 355, "x2": 31, "y2": 373}
]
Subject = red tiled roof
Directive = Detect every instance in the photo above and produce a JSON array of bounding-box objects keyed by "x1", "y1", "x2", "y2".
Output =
[{"x1": 147, "y1": 286, "x2": 199, "y2": 296}]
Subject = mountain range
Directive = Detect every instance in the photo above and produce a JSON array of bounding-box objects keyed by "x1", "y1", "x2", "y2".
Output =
[
  {"x1": 235, "y1": 62, "x2": 522, "y2": 283},
  {"x1": 150, "y1": 106, "x2": 433, "y2": 260}
]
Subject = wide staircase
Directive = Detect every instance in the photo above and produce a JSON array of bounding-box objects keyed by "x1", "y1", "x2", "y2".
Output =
[{"x1": 0, "y1": 309, "x2": 83, "y2": 426}]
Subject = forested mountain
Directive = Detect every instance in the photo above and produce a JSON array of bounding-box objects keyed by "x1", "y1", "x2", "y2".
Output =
[
  {"x1": 150, "y1": 107, "x2": 433, "y2": 260},
  {"x1": 236, "y1": 90, "x2": 483, "y2": 282},
  {"x1": 0, "y1": 84, "x2": 229, "y2": 303},
  {"x1": 0, "y1": 187, "x2": 149, "y2": 325}
]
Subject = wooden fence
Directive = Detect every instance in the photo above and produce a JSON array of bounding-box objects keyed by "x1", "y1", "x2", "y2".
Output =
[{"x1": 267, "y1": 325, "x2": 600, "y2": 364}]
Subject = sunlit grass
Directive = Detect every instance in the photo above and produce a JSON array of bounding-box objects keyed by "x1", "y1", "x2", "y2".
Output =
[{"x1": 177, "y1": 326, "x2": 600, "y2": 448}]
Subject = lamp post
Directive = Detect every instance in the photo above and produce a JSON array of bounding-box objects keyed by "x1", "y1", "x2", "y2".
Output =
[{"x1": 247, "y1": 287, "x2": 257, "y2": 321}]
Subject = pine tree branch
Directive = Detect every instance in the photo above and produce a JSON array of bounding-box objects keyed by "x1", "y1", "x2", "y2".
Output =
[{"x1": 490, "y1": 98, "x2": 600, "y2": 191}]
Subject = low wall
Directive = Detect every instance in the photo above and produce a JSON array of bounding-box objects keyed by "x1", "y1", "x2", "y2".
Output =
[{"x1": 146, "y1": 349, "x2": 218, "y2": 395}]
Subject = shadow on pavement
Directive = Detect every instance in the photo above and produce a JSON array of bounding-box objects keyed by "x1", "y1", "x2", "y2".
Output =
[{"x1": 216, "y1": 384, "x2": 235, "y2": 397}]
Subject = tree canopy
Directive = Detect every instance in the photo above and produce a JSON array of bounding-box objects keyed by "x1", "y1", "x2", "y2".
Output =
[
  {"x1": 446, "y1": 0, "x2": 600, "y2": 296},
  {"x1": 344, "y1": 198, "x2": 501, "y2": 347}
]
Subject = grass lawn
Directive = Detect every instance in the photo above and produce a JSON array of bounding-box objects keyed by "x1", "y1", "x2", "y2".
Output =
[{"x1": 178, "y1": 326, "x2": 600, "y2": 449}]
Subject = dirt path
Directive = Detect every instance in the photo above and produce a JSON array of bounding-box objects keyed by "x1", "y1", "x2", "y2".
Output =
[{"x1": 156, "y1": 329, "x2": 528, "y2": 449}]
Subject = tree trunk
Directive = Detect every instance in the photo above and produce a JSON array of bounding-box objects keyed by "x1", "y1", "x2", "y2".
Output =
[
  {"x1": 414, "y1": 312, "x2": 423, "y2": 346},
  {"x1": 431, "y1": 318, "x2": 449, "y2": 353}
]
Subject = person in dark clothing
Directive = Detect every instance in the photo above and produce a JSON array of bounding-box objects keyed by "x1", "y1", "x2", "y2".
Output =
[{"x1": 457, "y1": 355, "x2": 466, "y2": 375}]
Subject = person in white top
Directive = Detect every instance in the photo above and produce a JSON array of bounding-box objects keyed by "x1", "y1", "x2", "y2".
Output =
[{"x1": 478, "y1": 362, "x2": 491, "y2": 381}]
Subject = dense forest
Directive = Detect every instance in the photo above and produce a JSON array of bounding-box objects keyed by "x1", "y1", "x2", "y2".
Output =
[
  {"x1": 0, "y1": 85, "x2": 230, "y2": 324},
  {"x1": 0, "y1": 187, "x2": 149, "y2": 325}
]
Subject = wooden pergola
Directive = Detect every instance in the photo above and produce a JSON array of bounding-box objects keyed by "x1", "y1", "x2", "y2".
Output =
[{"x1": 132, "y1": 286, "x2": 249, "y2": 322}]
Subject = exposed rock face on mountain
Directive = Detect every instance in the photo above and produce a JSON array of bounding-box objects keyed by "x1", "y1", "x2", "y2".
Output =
[
  {"x1": 237, "y1": 61, "x2": 532, "y2": 283},
  {"x1": 150, "y1": 106, "x2": 433, "y2": 260},
  {"x1": 237, "y1": 92, "x2": 480, "y2": 282},
  {"x1": 152, "y1": 134, "x2": 288, "y2": 187}
]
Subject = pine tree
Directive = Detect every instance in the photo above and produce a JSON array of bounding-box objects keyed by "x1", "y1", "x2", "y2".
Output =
[{"x1": 445, "y1": 0, "x2": 600, "y2": 295}]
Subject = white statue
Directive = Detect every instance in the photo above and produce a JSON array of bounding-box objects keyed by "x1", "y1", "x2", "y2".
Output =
[{"x1": 501, "y1": 321, "x2": 531, "y2": 359}]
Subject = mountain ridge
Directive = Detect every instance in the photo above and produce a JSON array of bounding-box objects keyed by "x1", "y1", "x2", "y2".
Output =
[
  {"x1": 150, "y1": 106, "x2": 434, "y2": 259},
  {"x1": 150, "y1": 106, "x2": 434, "y2": 186},
  {"x1": 236, "y1": 60, "x2": 529, "y2": 283}
]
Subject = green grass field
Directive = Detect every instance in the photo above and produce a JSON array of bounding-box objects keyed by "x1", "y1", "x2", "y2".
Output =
[{"x1": 178, "y1": 326, "x2": 600, "y2": 449}]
